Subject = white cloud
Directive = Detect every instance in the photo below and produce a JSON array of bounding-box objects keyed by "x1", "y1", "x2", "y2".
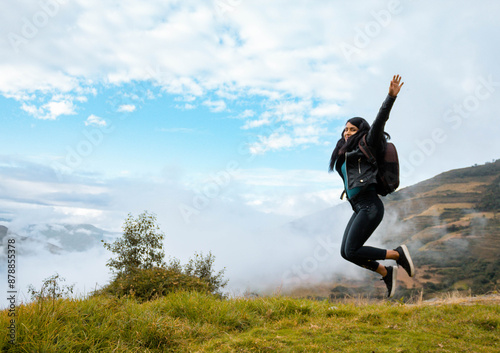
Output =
[
  {"x1": 20, "y1": 103, "x2": 40, "y2": 116},
  {"x1": 75, "y1": 96, "x2": 88, "y2": 103},
  {"x1": 85, "y1": 114, "x2": 107, "y2": 126},
  {"x1": 241, "y1": 189, "x2": 340, "y2": 217},
  {"x1": 235, "y1": 168, "x2": 334, "y2": 188},
  {"x1": 45, "y1": 100, "x2": 75, "y2": 119},
  {"x1": 235, "y1": 109, "x2": 255, "y2": 119},
  {"x1": 117, "y1": 104, "x2": 136, "y2": 113},
  {"x1": 174, "y1": 103, "x2": 196, "y2": 110},
  {"x1": 21, "y1": 97, "x2": 76, "y2": 120},
  {"x1": 1, "y1": 2, "x2": 497, "y2": 104},
  {"x1": 310, "y1": 103, "x2": 341, "y2": 118},
  {"x1": 248, "y1": 121, "x2": 328, "y2": 154},
  {"x1": 249, "y1": 132, "x2": 293, "y2": 154},
  {"x1": 293, "y1": 125, "x2": 326, "y2": 137},
  {"x1": 214, "y1": 167, "x2": 343, "y2": 217},
  {"x1": 203, "y1": 99, "x2": 227, "y2": 112},
  {"x1": 242, "y1": 112, "x2": 272, "y2": 129}
]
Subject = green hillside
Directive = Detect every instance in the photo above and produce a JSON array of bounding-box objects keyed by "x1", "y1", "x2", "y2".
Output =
[{"x1": 2, "y1": 291, "x2": 499, "y2": 352}]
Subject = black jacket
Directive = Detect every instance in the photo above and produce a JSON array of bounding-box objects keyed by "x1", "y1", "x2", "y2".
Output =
[{"x1": 335, "y1": 94, "x2": 397, "y2": 196}]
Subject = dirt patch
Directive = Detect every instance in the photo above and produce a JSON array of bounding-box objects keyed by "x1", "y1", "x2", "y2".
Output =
[
  {"x1": 420, "y1": 182, "x2": 488, "y2": 197},
  {"x1": 418, "y1": 293, "x2": 500, "y2": 306},
  {"x1": 419, "y1": 203, "x2": 475, "y2": 217}
]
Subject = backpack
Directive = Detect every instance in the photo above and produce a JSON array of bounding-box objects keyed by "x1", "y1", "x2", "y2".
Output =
[{"x1": 358, "y1": 135, "x2": 400, "y2": 196}]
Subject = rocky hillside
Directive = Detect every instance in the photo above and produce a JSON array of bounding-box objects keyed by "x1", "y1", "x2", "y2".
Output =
[{"x1": 383, "y1": 159, "x2": 500, "y2": 298}]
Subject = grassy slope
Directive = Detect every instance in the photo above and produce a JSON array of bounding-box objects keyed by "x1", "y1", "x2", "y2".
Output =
[{"x1": 2, "y1": 291, "x2": 499, "y2": 352}]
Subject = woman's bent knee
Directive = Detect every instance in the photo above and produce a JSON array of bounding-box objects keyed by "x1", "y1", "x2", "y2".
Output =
[{"x1": 341, "y1": 248, "x2": 356, "y2": 262}]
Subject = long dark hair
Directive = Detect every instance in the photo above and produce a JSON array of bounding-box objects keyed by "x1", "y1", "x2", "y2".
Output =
[{"x1": 328, "y1": 117, "x2": 389, "y2": 172}]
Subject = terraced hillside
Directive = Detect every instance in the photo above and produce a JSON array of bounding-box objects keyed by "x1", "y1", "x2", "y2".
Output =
[{"x1": 382, "y1": 160, "x2": 500, "y2": 298}]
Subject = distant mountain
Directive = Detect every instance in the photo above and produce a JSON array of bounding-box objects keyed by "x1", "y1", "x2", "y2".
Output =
[
  {"x1": 0, "y1": 223, "x2": 118, "y2": 255},
  {"x1": 286, "y1": 160, "x2": 500, "y2": 299}
]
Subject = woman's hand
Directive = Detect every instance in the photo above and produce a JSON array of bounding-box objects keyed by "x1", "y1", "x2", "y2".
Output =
[{"x1": 389, "y1": 74, "x2": 404, "y2": 97}]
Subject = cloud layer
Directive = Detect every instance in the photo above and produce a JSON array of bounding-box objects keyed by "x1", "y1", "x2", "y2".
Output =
[{"x1": 2, "y1": 0, "x2": 499, "y2": 172}]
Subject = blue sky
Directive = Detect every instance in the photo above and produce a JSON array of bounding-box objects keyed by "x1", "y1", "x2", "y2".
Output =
[{"x1": 1, "y1": 0, "x2": 500, "y2": 298}]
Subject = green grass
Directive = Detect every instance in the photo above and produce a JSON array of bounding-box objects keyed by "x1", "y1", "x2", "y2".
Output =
[{"x1": 2, "y1": 291, "x2": 499, "y2": 352}]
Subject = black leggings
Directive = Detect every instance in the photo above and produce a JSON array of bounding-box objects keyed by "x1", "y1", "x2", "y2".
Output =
[{"x1": 340, "y1": 190, "x2": 387, "y2": 272}]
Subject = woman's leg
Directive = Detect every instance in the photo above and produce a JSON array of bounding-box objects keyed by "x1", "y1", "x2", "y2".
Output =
[
  {"x1": 340, "y1": 195, "x2": 386, "y2": 272},
  {"x1": 340, "y1": 194, "x2": 404, "y2": 297},
  {"x1": 375, "y1": 250, "x2": 400, "y2": 276},
  {"x1": 340, "y1": 211, "x2": 357, "y2": 261}
]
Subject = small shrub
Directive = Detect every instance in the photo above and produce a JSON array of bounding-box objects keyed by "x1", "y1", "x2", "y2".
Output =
[
  {"x1": 95, "y1": 267, "x2": 210, "y2": 302},
  {"x1": 27, "y1": 273, "x2": 75, "y2": 312},
  {"x1": 182, "y1": 251, "x2": 228, "y2": 296},
  {"x1": 28, "y1": 273, "x2": 75, "y2": 302}
]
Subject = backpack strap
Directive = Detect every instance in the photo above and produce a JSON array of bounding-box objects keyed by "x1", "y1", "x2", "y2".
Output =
[{"x1": 358, "y1": 135, "x2": 377, "y2": 165}]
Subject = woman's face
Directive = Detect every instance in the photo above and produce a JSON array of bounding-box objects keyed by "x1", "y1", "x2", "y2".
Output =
[{"x1": 344, "y1": 122, "x2": 359, "y2": 141}]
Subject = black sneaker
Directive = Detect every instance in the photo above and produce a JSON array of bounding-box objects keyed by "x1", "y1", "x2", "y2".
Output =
[
  {"x1": 395, "y1": 244, "x2": 415, "y2": 277},
  {"x1": 381, "y1": 266, "x2": 397, "y2": 298}
]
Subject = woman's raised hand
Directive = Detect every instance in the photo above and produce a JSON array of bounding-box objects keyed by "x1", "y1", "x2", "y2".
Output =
[{"x1": 389, "y1": 75, "x2": 404, "y2": 97}]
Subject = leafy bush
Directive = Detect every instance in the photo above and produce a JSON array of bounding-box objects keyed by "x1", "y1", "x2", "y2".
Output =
[
  {"x1": 97, "y1": 252, "x2": 229, "y2": 302},
  {"x1": 95, "y1": 267, "x2": 210, "y2": 302},
  {"x1": 181, "y1": 251, "x2": 228, "y2": 296}
]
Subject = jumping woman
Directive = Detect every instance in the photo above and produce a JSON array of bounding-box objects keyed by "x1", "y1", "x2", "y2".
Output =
[{"x1": 329, "y1": 75, "x2": 415, "y2": 298}]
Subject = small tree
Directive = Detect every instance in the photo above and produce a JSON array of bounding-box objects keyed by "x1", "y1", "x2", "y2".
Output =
[{"x1": 103, "y1": 211, "x2": 165, "y2": 275}]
